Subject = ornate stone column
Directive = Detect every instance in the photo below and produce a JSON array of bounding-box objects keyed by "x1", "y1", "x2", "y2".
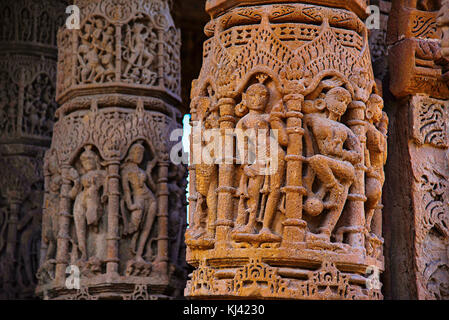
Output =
[
  {"x1": 185, "y1": 0, "x2": 387, "y2": 300},
  {"x1": 384, "y1": 0, "x2": 449, "y2": 300},
  {"x1": 0, "y1": 0, "x2": 66, "y2": 299},
  {"x1": 35, "y1": 0, "x2": 187, "y2": 300}
]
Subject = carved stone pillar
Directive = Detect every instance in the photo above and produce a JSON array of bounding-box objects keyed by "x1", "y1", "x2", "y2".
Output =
[
  {"x1": 384, "y1": 0, "x2": 449, "y2": 300},
  {"x1": 35, "y1": 0, "x2": 187, "y2": 300},
  {"x1": 0, "y1": 0, "x2": 66, "y2": 299},
  {"x1": 185, "y1": 0, "x2": 387, "y2": 300}
]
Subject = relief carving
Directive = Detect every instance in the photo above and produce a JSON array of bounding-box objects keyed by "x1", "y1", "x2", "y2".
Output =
[{"x1": 186, "y1": 0, "x2": 386, "y2": 300}]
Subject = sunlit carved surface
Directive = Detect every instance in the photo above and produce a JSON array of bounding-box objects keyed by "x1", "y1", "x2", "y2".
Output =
[{"x1": 185, "y1": 0, "x2": 387, "y2": 300}]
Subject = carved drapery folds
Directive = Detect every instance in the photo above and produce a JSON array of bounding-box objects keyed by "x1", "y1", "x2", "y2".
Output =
[
  {"x1": 36, "y1": 0, "x2": 187, "y2": 300},
  {"x1": 185, "y1": 0, "x2": 387, "y2": 300},
  {"x1": 385, "y1": 0, "x2": 449, "y2": 300},
  {"x1": 0, "y1": 0, "x2": 66, "y2": 299}
]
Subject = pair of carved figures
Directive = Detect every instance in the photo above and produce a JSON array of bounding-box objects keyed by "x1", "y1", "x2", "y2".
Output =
[
  {"x1": 188, "y1": 72, "x2": 387, "y2": 248},
  {"x1": 76, "y1": 17, "x2": 158, "y2": 86},
  {"x1": 78, "y1": 18, "x2": 116, "y2": 84},
  {"x1": 40, "y1": 141, "x2": 159, "y2": 278}
]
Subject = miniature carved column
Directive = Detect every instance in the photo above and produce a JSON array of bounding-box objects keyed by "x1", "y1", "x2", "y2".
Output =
[
  {"x1": 185, "y1": 0, "x2": 387, "y2": 300},
  {"x1": 0, "y1": 0, "x2": 66, "y2": 299},
  {"x1": 35, "y1": 0, "x2": 187, "y2": 300},
  {"x1": 384, "y1": 0, "x2": 449, "y2": 300}
]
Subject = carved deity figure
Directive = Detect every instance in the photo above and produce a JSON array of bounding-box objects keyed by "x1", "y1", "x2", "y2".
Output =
[
  {"x1": 73, "y1": 146, "x2": 107, "y2": 262},
  {"x1": 232, "y1": 82, "x2": 288, "y2": 241},
  {"x1": 186, "y1": 93, "x2": 219, "y2": 241},
  {"x1": 303, "y1": 87, "x2": 362, "y2": 241},
  {"x1": 121, "y1": 142, "x2": 158, "y2": 273},
  {"x1": 124, "y1": 23, "x2": 156, "y2": 75},
  {"x1": 78, "y1": 19, "x2": 115, "y2": 84},
  {"x1": 364, "y1": 94, "x2": 388, "y2": 236}
]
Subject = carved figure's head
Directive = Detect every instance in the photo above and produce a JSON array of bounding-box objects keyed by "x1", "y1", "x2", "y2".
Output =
[
  {"x1": 127, "y1": 142, "x2": 145, "y2": 164},
  {"x1": 366, "y1": 94, "x2": 384, "y2": 123},
  {"x1": 80, "y1": 145, "x2": 98, "y2": 171},
  {"x1": 245, "y1": 83, "x2": 269, "y2": 112},
  {"x1": 325, "y1": 87, "x2": 351, "y2": 119},
  {"x1": 106, "y1": 26, "x2": 114, "y2": 35}
]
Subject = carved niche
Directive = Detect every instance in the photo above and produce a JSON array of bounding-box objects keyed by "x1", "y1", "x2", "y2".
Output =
[
  {"x1": 36, "y1": 0, "x2": 187, "y2": 300},
  {"x1": 185, "y1": 0, "x2": 388, "y2": 300}
]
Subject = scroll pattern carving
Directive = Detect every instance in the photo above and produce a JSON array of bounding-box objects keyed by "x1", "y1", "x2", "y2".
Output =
[
  {"x1": 388, "y1": 0, "x2": 449, "y2": 99},
  {"x1": 410, "y1": 95, "x2": 449, "y2": 300},
  {"x1": 185, "y1": 1, "x2": 386, "y2": 300}
]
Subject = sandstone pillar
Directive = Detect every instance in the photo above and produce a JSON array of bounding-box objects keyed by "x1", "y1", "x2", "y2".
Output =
[
  {"x1": 0, "y1": 0, "x2": 66, "y2": 299},
  {"x1": 185, "y1": 0, "x2": 387, "y2": 300},
  {"x1": 384, "y1": 0, "x2": 449, "y2": 300},
  {"x1": 35, "y1": 0, "x2": 187, "y2": 300}
]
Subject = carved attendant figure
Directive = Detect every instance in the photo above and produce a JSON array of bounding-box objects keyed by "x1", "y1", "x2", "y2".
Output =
[
  {"x1": 124, "y1": 23, "x2": 156, "y2": 75},
  {"x1": 365, "y1": 94, "x2": 388, "y2": 235},
  {"x1": 186, "y1": 95, "x2": 218, "y2": 240},
  {"x1": 121, "y1": 142, "x2": 158, "y2": 265},
  {"x1": 304, "y1": 87, "x2": 362, "y2": 241},
  {"x1": 233, "y1": 82, "x2": 288, "y2": 239},
  {"x1": 73, "y1": 146, "x2": 107, "y2": 262}
]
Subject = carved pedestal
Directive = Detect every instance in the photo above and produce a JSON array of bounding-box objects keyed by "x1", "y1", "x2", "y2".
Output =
[
  {"x1": 35, "y1": 0, "x2": 187, "y2": 300},
  {"x1": 0, "y1": 0, "x2": 66, "y2": 299},
  {"x1": 384, "y1": 0, "x2": 449, "y2": 300},
  {"x1": 185, "y1": 0, "x2": 387, "y2": 300}
]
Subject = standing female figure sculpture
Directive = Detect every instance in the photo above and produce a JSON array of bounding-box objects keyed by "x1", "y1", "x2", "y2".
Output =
[
  {"x1": 73, "y1": 145, "x2": 107, "y2": 262},
  {"x1": 121, "y1": 141, "x2": 158, "y2": 270}
]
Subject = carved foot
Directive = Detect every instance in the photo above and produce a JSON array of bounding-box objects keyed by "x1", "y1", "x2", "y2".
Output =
[
  {"x1": 256, "y1": 228, "x2": 282, "y2": 242},
  {"x1": 308, "y1": 228, "x2": 331, "y2": 242},
  {"x1": 185, "y1": 227, "x2": 206, "y2": 240},
  {"x1": 232, "y1": 224, "x2": 257, "y2": 235}
]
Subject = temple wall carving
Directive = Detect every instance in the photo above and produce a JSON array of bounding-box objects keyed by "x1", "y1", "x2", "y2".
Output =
[
  {"x1": 0, "y1": 0, "x2": 66, "y2": 299},
  {"x1": 35, "y1": 0, "x2": 187, "y2": 300},
  {"x1": 185, "y1": 0, "x2": 387, "y2": 300}
]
